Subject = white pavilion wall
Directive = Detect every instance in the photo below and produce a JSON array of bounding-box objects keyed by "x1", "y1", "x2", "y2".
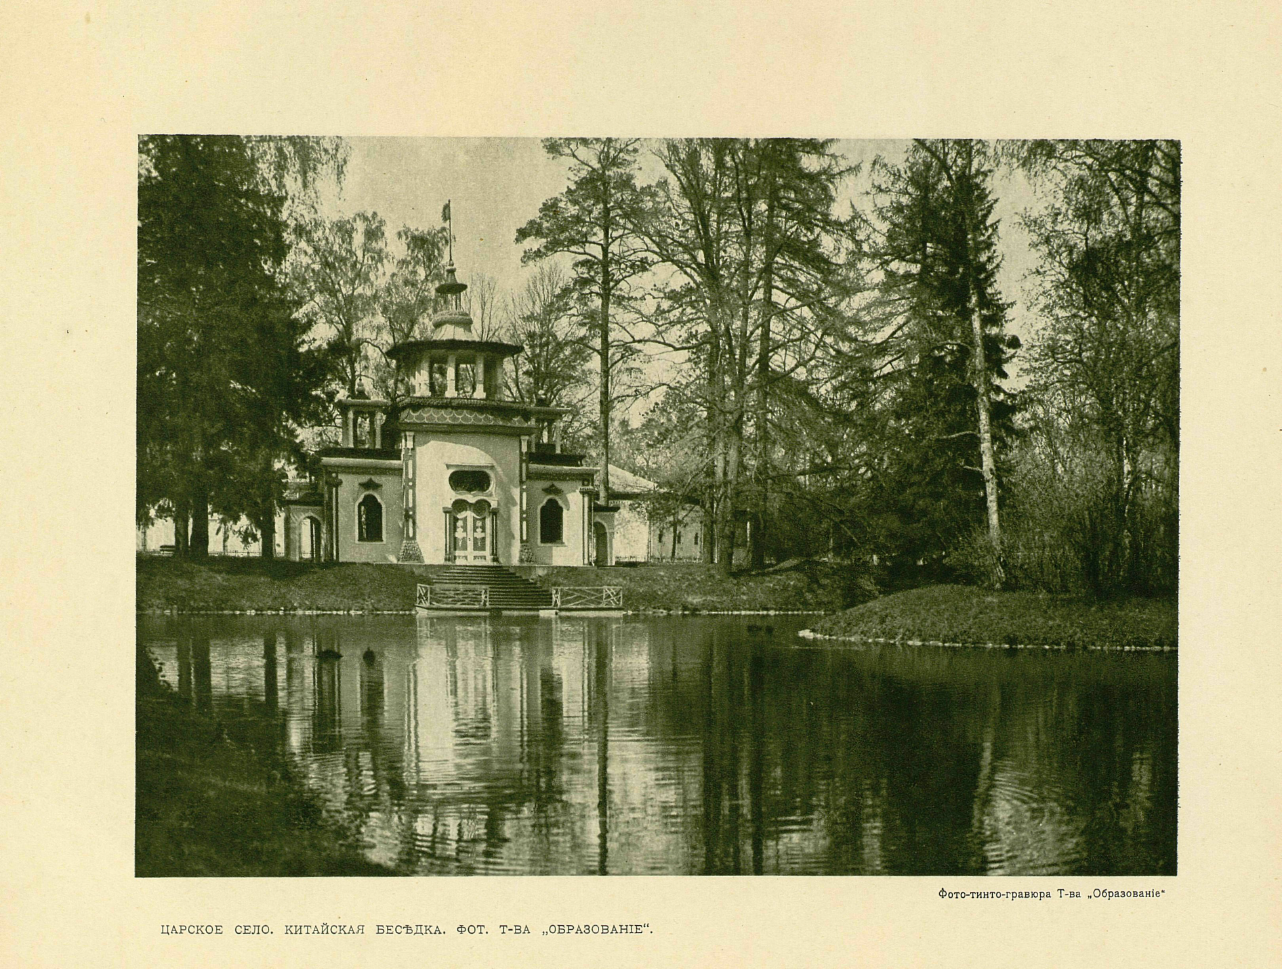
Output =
[{"x1": 414, "y1": 431, "x2": 522, "y2": 565}]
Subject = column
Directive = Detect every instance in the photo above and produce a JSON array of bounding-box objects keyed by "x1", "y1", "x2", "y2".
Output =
[
  {"x1": 446, "y1": 354, "x2": 457, "y2": 397},
  {"x1": 475, "y1": 355, "x2": 487, "y2": 399},
  {"x1": 403, "y1": 436, "x2": 415, "y2": 539}
]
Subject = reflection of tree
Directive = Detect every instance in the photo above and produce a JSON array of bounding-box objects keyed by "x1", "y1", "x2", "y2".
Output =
[
  {"x1": 663, "y1": 624, "x2": 1174, "y2": 875},
  {"x1": 592, "y1": 622, "x2": 611, "y2": 875},
  {"x1": 139, "y1": 616, "x2": 1175, "y2": 875},
  {"x1": 263, "y1": 632, "x2": 278, "y2": 714},
  {"x1": 192, "y1": 632, "x2": 212, "y2": 713},
  {"x1": 312, "y1": 630, "x2": 342, "y2": 753},
  {"x1": 177, "y1": 635, "x2": 192, "y2": 702}
]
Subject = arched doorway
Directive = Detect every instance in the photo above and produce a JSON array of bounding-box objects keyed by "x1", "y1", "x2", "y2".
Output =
[
  {"x1": 302, "y1": 515, "x2": 322, "y2": 562},
  {"x1": 451, "y1": 498, "x2": 492, "y2": 564},
  {"x1": 593, "y1": 521, "x2": 610, "y2": 566}
]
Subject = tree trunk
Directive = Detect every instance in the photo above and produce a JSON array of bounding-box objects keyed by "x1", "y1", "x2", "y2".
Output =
[
  {"x1": 957, "y1": 143, "x2": 1003, "y2": 584},
  {"x1": 259, "y1": 455, "x2": 276, "y2": 560},
  {"x1": 703, "y1": 308, "x2": 723, "y2": 566},
  {"x1": 599, "y1": 272, "x2": 611, "y2": 505},
  {"x1": 967, "y1": 298, "x2": 1002, "y2": 586},
  {"x1": 189, "y1": 484, "x2": 210, "y2": 559},
  {"x1": 751, "y1": 178, "x2": 777, "y2": 571},
  {"x1": 718, "y1": 419, "x2": 742, "y2": 576},
  {"x1": 174, "y1": 499, "x2": 190, "y2": 558},
  {"x1": 259, "y1": 503, "x2": 276, "y2": 560}
]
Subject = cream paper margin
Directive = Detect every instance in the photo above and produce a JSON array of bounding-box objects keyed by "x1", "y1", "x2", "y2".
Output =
[{"x1": 0, "y1": 2, "x2": 1279, "y2": 967}]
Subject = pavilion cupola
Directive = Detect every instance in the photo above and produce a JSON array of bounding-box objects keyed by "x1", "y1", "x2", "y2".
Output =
[
  {"x1": 385, "y1": 207, "x2": 523, "y2": 402},
  {"x1": 430, "y1": 262, "x2": 474, "y2": 340}
]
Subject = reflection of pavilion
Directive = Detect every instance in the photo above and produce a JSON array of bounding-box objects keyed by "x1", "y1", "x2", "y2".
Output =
[{"x1": 140, "y1": 616, "x2": 1173, "y2": 874}]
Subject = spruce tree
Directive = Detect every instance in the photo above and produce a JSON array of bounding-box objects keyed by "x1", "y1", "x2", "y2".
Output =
[{"x1": 857, "y1": 140, "x2": 1018, "y2": 581}]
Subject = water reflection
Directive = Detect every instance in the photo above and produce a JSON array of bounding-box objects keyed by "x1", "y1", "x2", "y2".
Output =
[{"x1": 138, "y1": 615, "x2": 1176, "y2": 875}]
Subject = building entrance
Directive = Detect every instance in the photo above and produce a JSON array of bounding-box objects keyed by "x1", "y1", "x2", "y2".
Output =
[{"x1": 450, "y1": 498, "x2": 493, "y2": 564}]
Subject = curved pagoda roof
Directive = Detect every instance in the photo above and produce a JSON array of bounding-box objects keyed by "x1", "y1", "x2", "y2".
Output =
[{"x1": 386, "y1": 263, "x2": 522, "y2": 362}]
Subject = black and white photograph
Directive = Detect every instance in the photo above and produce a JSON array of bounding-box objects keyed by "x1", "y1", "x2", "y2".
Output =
[{"x1": 135, "y1": 136, "x2": 1178, "y2": 877}]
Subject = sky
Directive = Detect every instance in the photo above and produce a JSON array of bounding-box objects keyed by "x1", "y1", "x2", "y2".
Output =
[{"x1": 318, "y1": 138, "x2": 1042, "y2": 386}]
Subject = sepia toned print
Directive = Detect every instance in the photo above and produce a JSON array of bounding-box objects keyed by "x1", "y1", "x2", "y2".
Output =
[{"x1": 136, "y1": 137, "x2": 1177, "y2": 876}]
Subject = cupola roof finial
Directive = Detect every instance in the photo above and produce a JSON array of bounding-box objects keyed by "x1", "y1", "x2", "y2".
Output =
[{"x1": 431, "y1": 200, "x2": 473, "y2": 333}]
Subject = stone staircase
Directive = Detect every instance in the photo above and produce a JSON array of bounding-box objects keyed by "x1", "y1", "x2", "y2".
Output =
[{"x1": 425, "y1": 565, "x2": 554, "y2": 611}]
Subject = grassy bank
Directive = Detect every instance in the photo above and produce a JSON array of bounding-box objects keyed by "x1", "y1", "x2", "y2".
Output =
[
  {"x1": 808, "y1": 584, "x2": 1176, "y2": 649},
  {"x1": 136, "y1": 645, "x2": 392, "y2": 876},
  {"x1": 136, "y1": 556, "x2": 443, "y2": 613},
  {"x1": 527, "y1": 560, "x2": 875, "y2": 613},
  {"x1": 137, "y1": 556, "x2": 875, "y2": 614}
]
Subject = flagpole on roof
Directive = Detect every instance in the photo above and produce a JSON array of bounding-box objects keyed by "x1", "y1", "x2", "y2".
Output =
[{"x1": 444, "y1": 199, "x2": 454, "y2": 265}]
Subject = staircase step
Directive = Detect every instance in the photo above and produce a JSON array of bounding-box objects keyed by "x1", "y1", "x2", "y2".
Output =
[{"x1": 424, "y1": 566, "x2": 554, "y2": 609}]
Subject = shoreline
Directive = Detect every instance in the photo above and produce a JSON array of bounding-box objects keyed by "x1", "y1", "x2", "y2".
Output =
[
  {"x1": 136, "y1": 556, "x2": 871, "y2": 616},
  {"x1": 796, "y1": 629, "x2": 1175, "y2": 652},
  {"x1": 137, "y1": 607, "x2": 828, "y2": 616},
  {"x1": 805, "y1": 584, "x2": 1176, "y2": 652}
]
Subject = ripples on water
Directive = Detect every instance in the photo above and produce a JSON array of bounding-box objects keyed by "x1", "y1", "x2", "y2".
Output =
[{"x1": 137, "y1": 615, "x2": 1176, "y2": 876}]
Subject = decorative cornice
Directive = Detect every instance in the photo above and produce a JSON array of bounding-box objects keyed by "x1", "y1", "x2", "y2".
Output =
[
  {"x1": 398, "y1": 404, "x2": 538, "y2": 431},
  {"x1": 319, "y1": 457, "x2": 403, "y2": 471},
  {"x1": 387, "y1": 337, "x2": 524, "y2": 362},
  {"x1": 529, "y1": 464, "x2": 597, "y2": 481}
]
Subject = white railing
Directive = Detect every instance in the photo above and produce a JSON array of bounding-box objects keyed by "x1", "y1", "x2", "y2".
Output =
[
  {"x1": 551, "y1": 586, "x2": 623, "y2": 609},
  {"x1": 417, "y1": 583, "x2": 489, "y2": 608}
]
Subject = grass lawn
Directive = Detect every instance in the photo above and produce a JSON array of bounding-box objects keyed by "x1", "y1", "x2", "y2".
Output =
[
  {"x1": 526, "y1": 560, "x2": 875, "y2": 613},
  {"x1": 808, "y1": 584, "x2": 1176, "y2": 650},
  {"x1": 137, "y1": 556, "x2": 875, "y2": 614},
  {"x1": 136, "y1": 556, "x2": 446, "y2": 613}
]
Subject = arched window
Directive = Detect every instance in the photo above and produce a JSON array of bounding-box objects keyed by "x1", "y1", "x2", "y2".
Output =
[
  {"x1": 357, "y1": 494, "x2": 383, "y2": 542},
  {"x1": 539, "y1": 498, "x2": 564, "y2": 544}
]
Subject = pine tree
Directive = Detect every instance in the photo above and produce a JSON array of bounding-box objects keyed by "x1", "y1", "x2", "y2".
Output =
[{"x1": 516, "y1": 139, "x2": 651, "y2": 503}]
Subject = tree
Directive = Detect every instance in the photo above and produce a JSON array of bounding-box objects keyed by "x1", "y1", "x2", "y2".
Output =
[
  {"x1": 464, "y1": 272, "x2": 504, "y2": 341},
  {"x1": 633, "y1": 139, "x2": 856, "y2": 572},
  {"x1": 290, "y1": 211, "x2": 389, "y2": 396},
  {"x1": 380, "y1": 224, "x2": 450, "y2": 346},
  {"x1": 138, "y1": 135, "x2": 337, "y2": 558},
  {"x1": 516, "y1": 139, "x2": 652, "y2": 504},
  {"x1": 1014, "y1": 140, "x2": 1179, "y2": 596},
  {"x1": 854, "y1": 140, "x2": 1018, "y2": 581},
  {"x1": 738, "y1": 140, "x2": 857, "y2": 567},
  {"x1": 503, "y1": 264, "x2": 594, "y2": 424}
]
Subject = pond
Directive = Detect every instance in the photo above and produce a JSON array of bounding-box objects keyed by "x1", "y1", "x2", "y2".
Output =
[{"x1": 137, "y1": 614, "x2": 1176, "y2": 876}]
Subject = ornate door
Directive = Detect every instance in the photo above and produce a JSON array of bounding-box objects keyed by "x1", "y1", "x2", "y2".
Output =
[{"x1": 451, "y1": 499, "x2": 492, "y2": 563}]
